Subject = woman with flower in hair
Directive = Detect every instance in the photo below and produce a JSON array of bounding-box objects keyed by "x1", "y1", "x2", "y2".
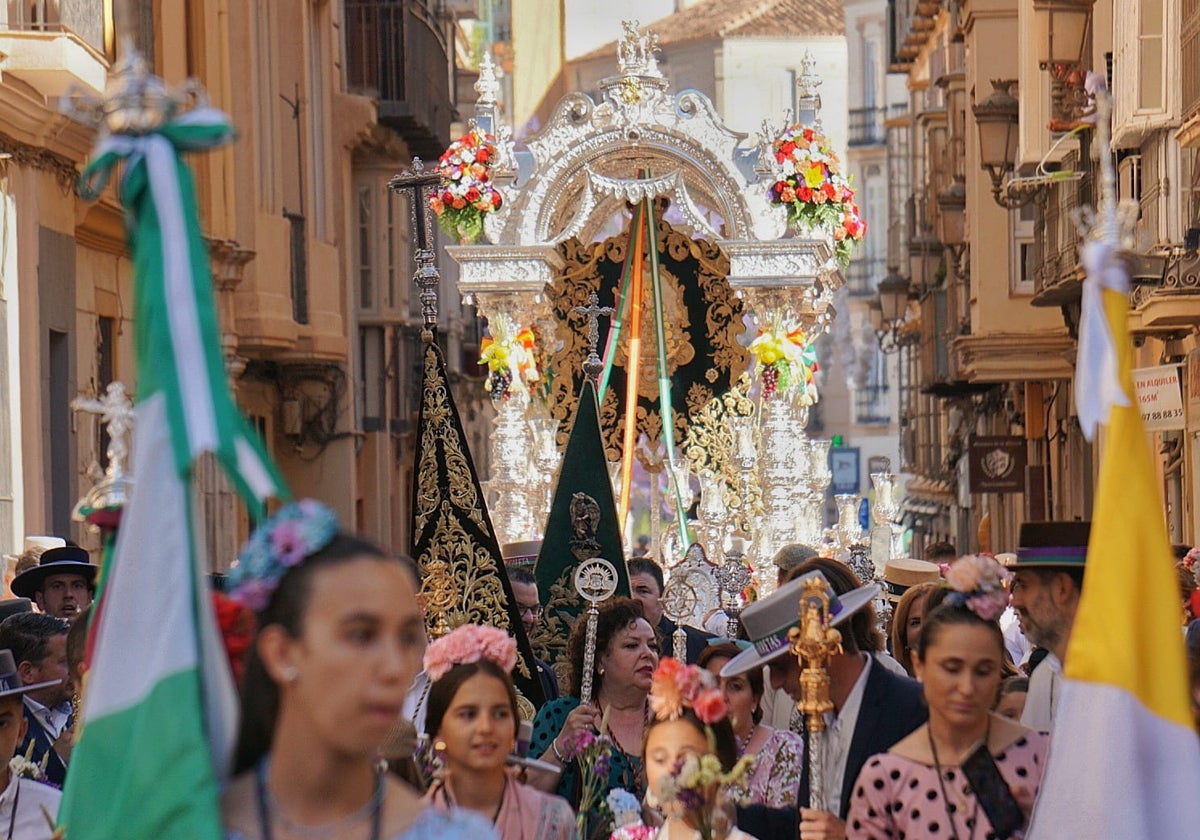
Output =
[
  {"x1": 634, "y1": 658, "x2": 757, "y2": 840},
  {"x1": 695, "y1": 642, "x2": 803, "y2": 809},
  {"x1": 422, "y1": 624, "x2": 577, "y2": 839},
  {"x1": 221, "y1": 500, "x2": 495, "y2": 840},
  {"x1": 846, "y1": 554, "x2": 1048, "y2": 839}
]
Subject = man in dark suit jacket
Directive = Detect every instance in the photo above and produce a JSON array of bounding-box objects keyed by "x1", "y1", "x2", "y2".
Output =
[
  {"x1": 721, "y1": 557, "x2": 926, "y2": 839},
  {"x1": 628, "y1": 557, "x2": 716, "y2": 664},
  {"x1": 0, "y1": 612, "x2": 72, "y2": 787}
]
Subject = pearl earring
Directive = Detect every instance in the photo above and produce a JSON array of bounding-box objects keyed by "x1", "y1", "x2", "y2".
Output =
[
  {"x1": 434, "y1": 739, "x2": 447, "y2": 752},
  {"x1": 281, "y1": 666, "x2": 298, "y2": 683}
]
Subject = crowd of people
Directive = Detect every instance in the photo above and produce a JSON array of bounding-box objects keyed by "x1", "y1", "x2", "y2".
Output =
[{"x1": 0, "y1": 506, "x2": 1197, "y2": 839}]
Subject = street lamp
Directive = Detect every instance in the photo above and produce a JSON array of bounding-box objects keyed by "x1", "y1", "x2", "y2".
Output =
[
  {"x1": 873, "y1": 267, "x2": 917, "y2": 354},
  {"x1": 1034, "y1": 0, "x2": 1093, "y2": 68},
  {"x1": 936, "y1": 177, "x2": 968, "y2": 277},
  {"x1": 973, "y1": 80, "x2": 1045, "y2": 209},
  {"x1": 908, "y1": 229, "x2": 944, "y2": 294},
  {"x1": 973, "y1": 80, "x2": 1019, "y2": 198},
  {"x1": 1034, "y1": 0, "x2": 1095, "y2": 128}
]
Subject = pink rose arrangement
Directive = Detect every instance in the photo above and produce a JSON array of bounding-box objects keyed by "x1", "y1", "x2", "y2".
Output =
[
  {"x1": 940, "y1": 554, "x2": 1012, "y2": 622},
  {"x1": 767, "y1": 124, "x2": 865, "y2": 266},
  {"x1": 649, "y1": 658, "x2": 728, "y2": 724},
  {"x1": 422, "y1": 623, "x2": 517, "y2": 682}
]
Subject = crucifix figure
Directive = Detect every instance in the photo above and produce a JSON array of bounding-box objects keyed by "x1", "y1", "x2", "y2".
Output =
[
  {"x1": 72, "y1": 381, "x2": 135, "y2": 481},
  {"x1": 570, "y1": 291, "x2": 614, "y2": 384},
  {"x1": 71, "y1": 381, "x2": 136, "y2": 525}
]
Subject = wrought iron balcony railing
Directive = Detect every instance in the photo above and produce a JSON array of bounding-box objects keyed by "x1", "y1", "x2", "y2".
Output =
[
  {"x1": 848, "y1": 108, "x2": 887, "y2": 146},
  {"x1": 345, "y1": 0, "x2": 455, "y2": 160}
]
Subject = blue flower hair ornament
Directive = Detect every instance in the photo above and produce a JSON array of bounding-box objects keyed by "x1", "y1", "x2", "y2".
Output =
[{"x1": 227, "y1": 499, "x2": 339, "y2": 611}]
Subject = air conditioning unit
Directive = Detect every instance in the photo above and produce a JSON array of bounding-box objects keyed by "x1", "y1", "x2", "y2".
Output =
[{"x1": 1118, "y1": 154, "x2": 1142, "y2": 203}]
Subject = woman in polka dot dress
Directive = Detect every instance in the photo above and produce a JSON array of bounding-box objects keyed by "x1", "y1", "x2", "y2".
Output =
[{"x1": 846, "y1": 555, "x2": 1048, "y2": 839}]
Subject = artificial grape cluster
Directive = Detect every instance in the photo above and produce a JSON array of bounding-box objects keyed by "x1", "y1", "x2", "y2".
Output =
[{"x1": 489, "y1": 367, "x2": 513, "y2": 403}]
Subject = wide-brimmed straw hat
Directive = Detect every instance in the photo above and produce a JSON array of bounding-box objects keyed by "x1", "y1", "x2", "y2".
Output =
[
  {"x1": 10, "y1": 545, "x2": 96, "y2": 600},
  {"x1": 882, "y1": 557, "x2": 942, "y2": 602},
  {"x1": 501, "y1": 540, "x2": 542, "y2": 571},
  {"x1": 720, "y1": 570, "x2": 879, "y2": 677}
]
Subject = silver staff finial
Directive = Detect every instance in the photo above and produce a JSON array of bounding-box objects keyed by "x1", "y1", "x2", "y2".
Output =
[{"x1": 570, "y1": 292, "x2": 614, "y2": 384}]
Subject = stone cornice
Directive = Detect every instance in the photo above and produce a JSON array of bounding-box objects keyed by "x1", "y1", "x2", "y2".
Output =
[{"x1": 953, "y1": 331, "x2": 1077, "y2": 381}]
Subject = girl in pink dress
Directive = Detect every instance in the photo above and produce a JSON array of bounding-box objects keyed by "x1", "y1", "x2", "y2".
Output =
[{"x1": 847, "y1": 555, "x2": 1048, "y2": 839}]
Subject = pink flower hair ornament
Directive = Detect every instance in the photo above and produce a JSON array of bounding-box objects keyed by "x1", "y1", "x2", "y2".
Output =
[
  {"x1": 940, "y1": 554, "x2": 1012, "y2": 622},
  {"x1": 423, "y1": 624, "x2": 518, "y2": 682},
  {"x1": 649, "y1": 658, "x2": 728, "y2": 725}
]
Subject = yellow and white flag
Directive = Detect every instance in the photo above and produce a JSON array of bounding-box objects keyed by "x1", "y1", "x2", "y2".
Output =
[{"x1": 1029, "y1": 238, "x2": 1200, "y2": 837}]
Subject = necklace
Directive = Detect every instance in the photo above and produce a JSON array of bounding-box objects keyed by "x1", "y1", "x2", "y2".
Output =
[
  {"x1": 927, "y1": 724, "x2": 984, "y2": 840},
  {"x1": 256, "y1": 758, "x2": 384, "y2": 840},
  {"x1": 737, "y1": 724, "x2": 758, "y2": 756},
  {"x1": 603, "y1": 702, "x2": 648, "y2": 794}
]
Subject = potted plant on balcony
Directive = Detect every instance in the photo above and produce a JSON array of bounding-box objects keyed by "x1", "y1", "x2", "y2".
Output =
[
  {"x1": 429, "y1": 125, "x2": 503, "y2": 244},
  {"x1": 766, "y1": 124, "x2": 866, "y2": 266}
]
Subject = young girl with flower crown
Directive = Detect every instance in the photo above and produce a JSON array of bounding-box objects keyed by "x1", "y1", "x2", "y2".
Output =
[
  {"x1": 623, "y1": 658, "x2": 757, "y2": 840},
  {"x1": 846, "y1": 554, "x2": 1049, "y2": 839},
  {"x1": 421, "y1": 624, "x2": 578, "y2": 840},
  {"x1": 220, "y1": 500, "x2": 495, "y2": 840}
]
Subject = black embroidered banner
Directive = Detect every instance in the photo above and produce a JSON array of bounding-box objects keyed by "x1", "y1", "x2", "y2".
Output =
[{"x1": 410, "y1": 341, "x2": 546, "y2": 713}]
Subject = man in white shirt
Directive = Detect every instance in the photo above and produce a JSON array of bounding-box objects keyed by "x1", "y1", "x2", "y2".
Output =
[
  {"x1": 1008, "y1": 520, "x2": 1090, "y2": 731},
  {"x1": 0, "y1": 647, "x2": 65, "y2": 838},
  {"x1": 0, "y1": 613, "x2": 71, "y2": 787}
]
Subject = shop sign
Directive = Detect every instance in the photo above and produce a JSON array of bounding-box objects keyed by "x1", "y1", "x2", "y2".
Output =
[
  {"x1": 967, "y1": 435, "x2": 1027, "y2": 493},
  {"x1": 1132, "y1": 364, "x2": 1185, "y2": 432}
]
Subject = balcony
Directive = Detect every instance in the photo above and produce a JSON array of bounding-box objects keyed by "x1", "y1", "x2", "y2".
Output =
[
  {"x1": 0, "y1": 24, "x2": 107, "y2": 98},
  {"x1": 845, "y1": 256, "x2": 886, "y2": 297},
  {"x1": 345, "y1": 0, "x2": 455, "y2": 160},
  {"x1": 848, "y1": 108, "x2": 886, "y2": 146}
]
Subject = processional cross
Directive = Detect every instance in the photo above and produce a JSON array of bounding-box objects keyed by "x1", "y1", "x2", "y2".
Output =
[
  {"x1": 71, "y1": 381, "x2": 136, "y2": 526},
  {"x1": 570, "y1": 292, "x2": 614, "y2": 384}
]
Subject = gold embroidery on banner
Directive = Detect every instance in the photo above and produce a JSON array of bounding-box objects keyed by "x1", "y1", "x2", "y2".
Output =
[
  {"x1": 534, "y1": 569, "x2": 584, "y2": 695},
  {"x1": 418, "y1": 349, "x2": 485, "y2": 531},
  {"x1": 421, "y1": 500, "x2": 534, "y2": 681},
  {"x1": 684, "y1": 375, "x2": 760, "y2": 532},
  {"x1": 548, "y1": 219, "x2": 748, "y2": 459}
]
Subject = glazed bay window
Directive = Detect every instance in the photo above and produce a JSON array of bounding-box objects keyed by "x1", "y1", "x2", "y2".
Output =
[{"x1": 1113, "y1": 0, "x2": 1178, "y2": 143}]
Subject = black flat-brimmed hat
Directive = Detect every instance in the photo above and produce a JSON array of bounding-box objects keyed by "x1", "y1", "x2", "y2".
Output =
[
  {"x1": 10, "y1": 545, "x2": 96, "y2": 599},
  {"x1": 1013, "y1": 521, "x2": 1091, "y2": 569},
  {"x1": 719, "y1": 570, "x2": 879, "y2": 677},
  {"x1": 0, "y1": 649, "x2": 62, "y2": 699}
]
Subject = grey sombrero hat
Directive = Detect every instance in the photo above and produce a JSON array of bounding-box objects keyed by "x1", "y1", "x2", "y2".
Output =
[{"x1": 720, "y1": 570, "x2": 879, "y2": 677}]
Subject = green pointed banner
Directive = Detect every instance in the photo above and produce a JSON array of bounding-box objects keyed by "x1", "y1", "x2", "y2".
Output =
[
  {"x1": 534, "y1": 378, "x2": 631, "y2": 690},
  {"x1": 410, "y1": 341, "x2": 546, "y2": 711}
]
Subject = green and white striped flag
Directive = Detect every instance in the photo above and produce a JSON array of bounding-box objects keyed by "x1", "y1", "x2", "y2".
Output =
[{"x1": 60, "y1": 105, "x2": 286, "y2": 838}]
